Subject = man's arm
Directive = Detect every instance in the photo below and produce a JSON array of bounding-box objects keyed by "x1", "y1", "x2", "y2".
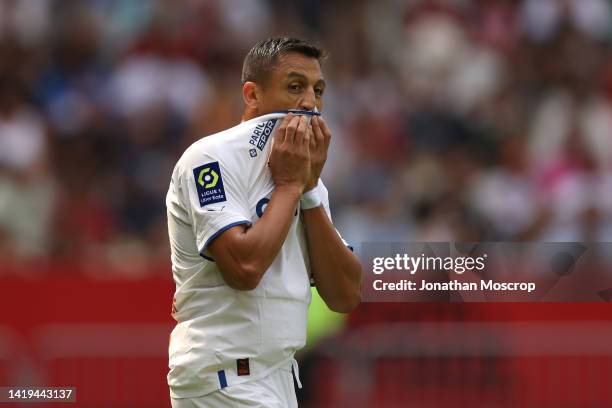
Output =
[
  {"x1": 302, "y1": 116, "x2": 362, "y2": 313},
  {"x1": 302, "y1": 206, "x2": 362, "y2": 312},
  {"x1": 208, "y1": 114, "x2": 311, "y2": 290}
]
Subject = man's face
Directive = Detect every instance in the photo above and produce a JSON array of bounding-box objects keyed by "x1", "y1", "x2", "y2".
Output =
[{"x1": 256, "y1": 52, "x2": 325, "y2": 114}]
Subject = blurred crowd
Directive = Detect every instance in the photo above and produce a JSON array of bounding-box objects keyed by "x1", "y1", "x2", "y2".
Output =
[{"x1": 1, "y1": 0, "x2": 612, "y2": 275}]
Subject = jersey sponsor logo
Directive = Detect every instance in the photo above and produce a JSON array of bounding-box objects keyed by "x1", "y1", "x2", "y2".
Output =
[
  {"x1": 193, "y1": 161, "x2": 227, "y2": 207},
  {"x1": 256, "y1": 196, "x2": 297, "y2": 217},
  {"x1": 256, "y1": 197, "x2": 270, "y2": 218},
  {"x1": 248, "y1": 119, "x2": 277, "y2": 152}
]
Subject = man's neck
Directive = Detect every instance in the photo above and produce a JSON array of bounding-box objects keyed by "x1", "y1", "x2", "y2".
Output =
[{"x1": 242, "y1": 107, "x2": 259, "y2": 122}]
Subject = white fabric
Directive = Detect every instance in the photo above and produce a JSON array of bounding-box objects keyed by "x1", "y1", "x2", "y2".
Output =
[
  {"x1": 170, "y1": 361, "x2": 298, "y2": 408},
  {"x1": 291, "y1": 359, "x2": 302, "y2": 389},
  {"x1": 300, "y1": 181, "x2": 323, "y2": 209},
  {"x1": 166, "y1": 112, "x2": 343, "y2": 399}
]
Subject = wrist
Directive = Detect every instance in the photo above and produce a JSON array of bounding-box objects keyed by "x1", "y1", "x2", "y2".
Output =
[
  {"x1": 275, "y1": 183, "x2": 304, "y2": 197},
  {"x1": 304, "y1": 181, "x2": 317, "y2": 192},
  {"x1": 300, "y1": 180, "x2": 322, "y2": 209}
]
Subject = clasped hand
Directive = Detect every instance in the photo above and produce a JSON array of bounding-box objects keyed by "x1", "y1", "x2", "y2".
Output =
[{"x1": 269, "y1": 113, "x2": 331, "y2": 193}]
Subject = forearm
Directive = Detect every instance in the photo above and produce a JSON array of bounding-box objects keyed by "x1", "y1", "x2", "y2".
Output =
[
  {"x1": 210, "y1": 185, "x2": 301, "y2": 289},
  {"x1": 302, "y1": 206, "x2": 362, "y2": 312},
  {"x1": 233, "y1": 185, "x2": 301, "y2": 271}
]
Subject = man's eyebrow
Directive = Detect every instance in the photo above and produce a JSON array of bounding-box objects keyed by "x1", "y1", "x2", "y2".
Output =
[{"x1": 286, "y1": 71, "x2": 326, "y2": 87}]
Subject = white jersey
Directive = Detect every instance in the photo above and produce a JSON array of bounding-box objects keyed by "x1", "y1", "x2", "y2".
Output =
[{"x1": 166, "y1": 112, "x2": 340, "y2": 399}]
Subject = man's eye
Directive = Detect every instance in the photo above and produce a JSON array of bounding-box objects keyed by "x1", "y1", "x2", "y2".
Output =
[
  {"x1": 315, "y1": 88, "x2": 324, "y2": 97},
  {"x1": 289, "y1": 83, "x2": 302, "y2": 92}
]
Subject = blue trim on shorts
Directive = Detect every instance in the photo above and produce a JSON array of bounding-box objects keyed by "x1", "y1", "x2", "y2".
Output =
[{"x1": 217, "y1": 370, "x2": 228, "y2": 389}]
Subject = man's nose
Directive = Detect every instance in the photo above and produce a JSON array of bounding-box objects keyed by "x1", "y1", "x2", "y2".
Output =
[{"x1": 300, "y1": 88, "x2": 316, "y2": 111}]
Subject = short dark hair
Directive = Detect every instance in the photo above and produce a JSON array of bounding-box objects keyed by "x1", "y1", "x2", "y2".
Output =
[{"x1": 241, "y1": 37, "x2": 326, "y2": 85}]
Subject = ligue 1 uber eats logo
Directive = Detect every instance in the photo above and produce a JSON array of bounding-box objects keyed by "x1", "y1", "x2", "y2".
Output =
[
  {"x1": 198, "y1": 166, "x2": 219, "y2": 189},
  {"x1": 193, "y1": 161, "x2": 227, "y2": 207}
]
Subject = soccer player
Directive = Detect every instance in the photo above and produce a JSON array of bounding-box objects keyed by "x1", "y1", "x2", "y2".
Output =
[{"x1": 166, "y1": 37, "x2": 362, "y2": 407}]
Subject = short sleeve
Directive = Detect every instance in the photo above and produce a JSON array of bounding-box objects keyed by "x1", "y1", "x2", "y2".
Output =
[{"x1": 178, "y1": 152, "x2": 251, "y2": 258}]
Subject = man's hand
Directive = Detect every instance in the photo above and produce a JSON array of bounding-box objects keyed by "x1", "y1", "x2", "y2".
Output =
[
  {"x1": 305, "y1": 115, "x2": 331, "y2": 191},
  {"x1": 269, "y1": 113, "x2": 311, "y2": 193}
]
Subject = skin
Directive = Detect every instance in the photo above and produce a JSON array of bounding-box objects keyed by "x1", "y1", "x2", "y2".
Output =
[{"x1": 208, "y1": 51, "x2": 362, "y2": 312}]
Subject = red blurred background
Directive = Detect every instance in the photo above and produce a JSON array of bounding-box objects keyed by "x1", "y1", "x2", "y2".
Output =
[{"x1": 1, "y1": 266, "x2": 611, "y2": 407}]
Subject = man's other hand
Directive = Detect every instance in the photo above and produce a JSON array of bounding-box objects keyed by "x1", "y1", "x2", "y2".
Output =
[
  {"x1": 269, "y1": 113, "x2": 311, "y2": 192},
  {"x1": 305, "y1": 115, "x2": 331, "y2": 191}
]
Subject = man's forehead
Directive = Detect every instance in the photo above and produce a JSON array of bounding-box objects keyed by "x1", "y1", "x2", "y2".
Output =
[{"x1": 273, "y1": 52, "x2": 323, "y2": 80}]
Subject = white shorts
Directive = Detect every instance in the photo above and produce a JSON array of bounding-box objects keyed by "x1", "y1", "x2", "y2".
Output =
[{"x1": 171, "y1": 361, "x2": 300, "y2": 408}]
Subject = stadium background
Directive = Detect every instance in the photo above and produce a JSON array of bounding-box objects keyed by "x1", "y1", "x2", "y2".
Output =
[{"x1": 1, "y1": 0, "x2": 612, "y2": 406}]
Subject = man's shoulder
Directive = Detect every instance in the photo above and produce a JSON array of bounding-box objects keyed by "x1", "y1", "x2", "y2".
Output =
[
  {"x1": 184, "y1": 114, "x2": 285, "y2": 161},
  {"x1": 174, "y1": 113, "x2": 286, "y2": 177}
]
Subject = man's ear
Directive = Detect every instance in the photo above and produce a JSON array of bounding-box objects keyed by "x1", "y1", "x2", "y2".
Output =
[{"x1": 242, "y1": 81, "x2": 260, "y2": 110}]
